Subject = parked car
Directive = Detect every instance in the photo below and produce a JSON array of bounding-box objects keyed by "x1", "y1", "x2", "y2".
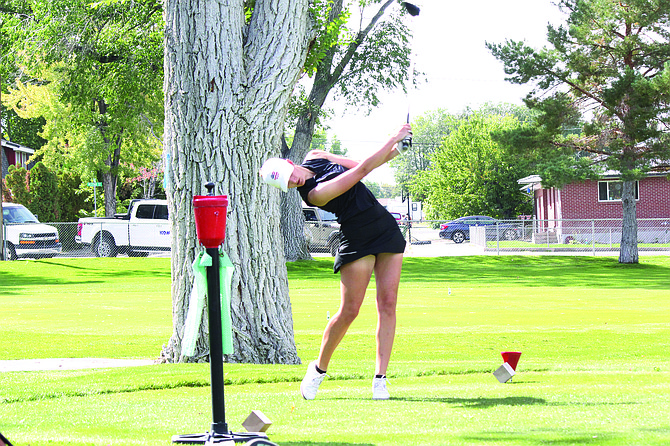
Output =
[
  {"x1": 2, "y1": 202, "x2": 62, "y2": 260},
  {"x1": 303, "y1": 207, "x2": 341, "y2": 256},
  {"x1": 439, "y1": 215, "x2": 520, "y2": 244}
]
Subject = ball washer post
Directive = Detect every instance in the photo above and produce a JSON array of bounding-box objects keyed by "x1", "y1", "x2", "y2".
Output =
[{"x1": 172, "y1": 183, "x2": 274, "y2": 445}]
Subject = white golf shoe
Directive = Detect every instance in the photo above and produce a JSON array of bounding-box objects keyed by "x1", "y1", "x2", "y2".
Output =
[
  {"x1": 300, "y1": 361, "x2": 326, "y2": 400},
  {"x1": 372, "y1": 376, "x2": 390, "y2": 400}
]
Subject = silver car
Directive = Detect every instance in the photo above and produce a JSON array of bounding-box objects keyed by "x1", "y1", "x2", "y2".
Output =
[{"x1": 303, "y1": 207, "x2": 341, "y2": 256}]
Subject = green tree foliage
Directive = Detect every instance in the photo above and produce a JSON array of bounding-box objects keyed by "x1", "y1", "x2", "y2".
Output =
[
  {"x1": 411, "y1": 113, "x2": 532, "y2": 221},
  {"x1": 4, "y1": 164, "x2": 30, "y2": 204},
  {"x1": 2, "y1": 0, "x2": 164, "y2": 216},
  {"x1": 308, "y1": 129, "x2": 348, "y2": 155},
  {"x1": 329, "y1": 135, "x2": 347, "y2": 156},
  {"x1": 394, "y1": 104, "x2": 535, "y2": 201},
  {"x1": 0, "y1": 109, "x2": 46, "y2": 150},
  {"x1": 57, "y1": 172, "x2": 89, "y2": 222},
  {"x1": 3, "y1": 162, "x2": 88, "y2": 221},
  {"x1": 309, "y1": 129, "x2": 329, "y2": 151},
  {"x1": 28, "y1": 161, "x2": 59, "y2": 222},
  {"x1": 487, "y1": 0, "x2": 670, "y2": 263},
  {"x1": 392, "y1": 108, "x2": 460, "y2": 196},
  {"x1": 363, "y1": 180, "x2": 399, "y2": 199}
]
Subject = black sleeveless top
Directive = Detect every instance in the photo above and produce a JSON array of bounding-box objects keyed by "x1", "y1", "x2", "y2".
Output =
[
  {"x1": 297, "y1": 157, "x2": 406, "y2": 273},
  {"x1": 297, "y1": 158, "x2": 378, "y2": 224}
]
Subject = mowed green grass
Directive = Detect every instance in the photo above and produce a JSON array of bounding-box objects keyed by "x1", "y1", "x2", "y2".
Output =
[{"x1": 1, "y1": 256, "x2": 669, "y2": 446}]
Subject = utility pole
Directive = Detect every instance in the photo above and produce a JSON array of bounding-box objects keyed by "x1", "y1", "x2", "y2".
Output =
[{"x1": 1, "y1": 75, "x2": 5, "y2": 261}]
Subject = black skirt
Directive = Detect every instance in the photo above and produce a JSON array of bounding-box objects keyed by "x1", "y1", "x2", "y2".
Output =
[{"x1": 333, "y1": 203, "x2": 406, "y2": 273}]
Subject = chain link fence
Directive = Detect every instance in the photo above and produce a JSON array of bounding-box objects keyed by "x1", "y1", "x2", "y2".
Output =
[
  {"x1": 298, "y1": 217, "x2": 670, "y2": 257},
  {"x1": 1, "y1": 222, "x2": 172, "y2": 260},
  {"x1": 2, "y1": 218, "x2": 669, "y2": 261},
  {"x1": 407, "y1": 218, "x2": 670, "y2": 256}
]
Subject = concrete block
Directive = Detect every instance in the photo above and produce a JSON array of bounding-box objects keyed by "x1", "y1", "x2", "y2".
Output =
[
  {"x1": 242, "y1": 410, "x2": 272, "y2": 433},
  {"x1": 493, "y1": 362, "x2": 516, "y2": 383}
]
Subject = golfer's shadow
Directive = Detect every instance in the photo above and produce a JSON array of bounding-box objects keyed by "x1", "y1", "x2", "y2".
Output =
[{"x1": 391, "y1": 396, "x2": 548, "y2": 408}]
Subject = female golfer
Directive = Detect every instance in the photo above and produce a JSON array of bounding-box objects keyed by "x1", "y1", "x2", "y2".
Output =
[{"x1": 260, "y1": 123, "x2": 411, "y2": 400}]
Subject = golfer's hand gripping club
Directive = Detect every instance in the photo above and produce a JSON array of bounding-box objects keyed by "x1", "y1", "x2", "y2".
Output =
[{"x1": 398, "y1": 133, "x2": 412, "y2": 155}]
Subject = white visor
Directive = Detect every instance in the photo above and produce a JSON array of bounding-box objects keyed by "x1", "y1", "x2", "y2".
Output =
[{"x1": 259, "y1": 158, "x2": 294, "y2": 192}]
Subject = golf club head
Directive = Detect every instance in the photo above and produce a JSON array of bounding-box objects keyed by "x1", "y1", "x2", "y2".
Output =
[{"x1": 402, "y1": 2, "x2": 420, "y2": 16}]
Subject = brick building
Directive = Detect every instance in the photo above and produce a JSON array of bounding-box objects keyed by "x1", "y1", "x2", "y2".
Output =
[{"x1": 519, "y1": 172, "x2": 670, "y2": 244}]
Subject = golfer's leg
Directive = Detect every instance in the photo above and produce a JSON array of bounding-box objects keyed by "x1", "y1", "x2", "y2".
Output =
[
  {"x1": 316, "y1": 255, "x2": 375, "y2": 371},
  {"x1": 373, "y1": 252, "x2": 403, "y2": 375}
]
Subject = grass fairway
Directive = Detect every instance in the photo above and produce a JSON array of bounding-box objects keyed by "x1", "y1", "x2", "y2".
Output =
[{"x1": 1, "y1": 256, "x2": 669, "y2": 446}]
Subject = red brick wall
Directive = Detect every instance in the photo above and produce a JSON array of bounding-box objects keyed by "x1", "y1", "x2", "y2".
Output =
[{"x1": 559, "y1": 177, "x2": 670, "y2": 219}]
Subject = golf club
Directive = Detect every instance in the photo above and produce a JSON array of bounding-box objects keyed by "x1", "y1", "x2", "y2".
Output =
[
  {"x1": 400, "y1": 2, "x2": 420, "y2": 153},
  {"x1": 0, "y1": 432, "x2": 14, "y2": 446}
]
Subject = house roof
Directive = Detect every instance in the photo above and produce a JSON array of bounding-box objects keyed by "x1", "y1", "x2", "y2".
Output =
[
  {"x1": 1, "y1": 139, "x2": 35, "y2": 154},
  {"x1": 518, "y1": 175, "x2": 542, "y2": 185},
  {"x1": 518, "y1": 171, "x2": 668, "y2": 188}
]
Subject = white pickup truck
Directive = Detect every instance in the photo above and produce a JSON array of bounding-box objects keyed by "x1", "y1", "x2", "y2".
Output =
[{"x1": 76, "y1": 199, "x2": 171, "y2": 257}]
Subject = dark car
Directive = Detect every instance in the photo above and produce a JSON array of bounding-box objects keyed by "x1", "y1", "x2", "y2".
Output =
[{"x1": 439, "y1": 215, "x2": 519, "y2": 244}]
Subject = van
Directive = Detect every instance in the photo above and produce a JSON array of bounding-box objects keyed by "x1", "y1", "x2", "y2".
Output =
[{"x1": 2, "y1": 203, "x2": 62, "y2": 260}]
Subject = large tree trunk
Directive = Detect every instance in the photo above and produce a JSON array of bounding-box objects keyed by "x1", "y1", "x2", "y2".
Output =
[
  {"x1": 281, "y1": 137, "x2": 312, "y2": 261},
  {"x1": 100, "y1": 143, "x2": 120, "y2": 217},
  {"x1": 619, "y1": 179, "x2": 638, "y2": 264},
  {"x1": 161, "y1": 0, "x2": 311, "y2": 364}
]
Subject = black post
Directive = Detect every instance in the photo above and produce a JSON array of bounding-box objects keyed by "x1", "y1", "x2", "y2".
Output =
[
  {"x1": 406, "y1": 192, "x2": 411, "y2": 242},
  {"x1": 172, "y1": 252, "x2": 271, "y2": 444},
  {"x1": 173, "y1": 183, "x2": 273, "y2": 444},
  {"x1": 206, "y1": 247, "x2": 228, "y2": 434},
  {"x1": 172, "y1": 246, "x2": 271, "y2": 444}
]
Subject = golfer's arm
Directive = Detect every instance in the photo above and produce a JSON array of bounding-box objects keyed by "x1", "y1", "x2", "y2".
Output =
[
  {"x1": 307, "y1": 138, "x2": 400, "y2": 207},
  {"x1": 305, "y1": 150, "x2": 360, "y2": 169}
]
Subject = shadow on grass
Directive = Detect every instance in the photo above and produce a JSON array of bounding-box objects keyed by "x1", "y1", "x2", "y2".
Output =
[
  {"x1": 460, "y1": 430, "x2": 617, "y2": 445},
  {"x1": 399, "y1": 256, "x2": 670, "y2": 290},
  {"x1": 289, "y1": 256, "x2": 670, "y2": 290},
  {"x1": 0, "y1": 271, "x2": 102, "y2": 295},
  {"x1": 391, "y1": 396, "x2": 548, "y2": 407},
  {"x1": 391, "y1": 396, "x2": 641, "y2": 409},
  {"x1": 0, "y1": 259, "x2": 170, "y2": 295},
  {"x1": 276, "y1": 443, "x2": 374, "y2": 446}
]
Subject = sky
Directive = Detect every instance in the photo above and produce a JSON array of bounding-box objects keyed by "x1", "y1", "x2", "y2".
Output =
[{"x1": 325, "y1": 0, "x2": 567, "y2": 183}]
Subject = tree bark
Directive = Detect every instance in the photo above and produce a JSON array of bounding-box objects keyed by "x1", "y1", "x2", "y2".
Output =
[
  {"x1": 100, "y1": 143, "x2": 120, "y2": 217},
  {"x1": 161, "y1": 0, "x2": 311, "y2": 364},
  {"x1": 619, "y1": 179, "x2": 639, "y2": 264}
]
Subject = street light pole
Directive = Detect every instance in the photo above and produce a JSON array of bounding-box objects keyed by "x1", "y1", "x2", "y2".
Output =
[{"x1": 1, "y1": 76, "x2": 5, "y2": 261}]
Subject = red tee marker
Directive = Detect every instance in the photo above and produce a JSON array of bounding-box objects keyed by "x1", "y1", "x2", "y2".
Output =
[{"x1": 501, "y1": 351, "x2": 522, "y2": 371}]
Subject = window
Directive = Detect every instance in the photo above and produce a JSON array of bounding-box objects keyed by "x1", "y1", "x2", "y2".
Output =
[
  {"x1": 303, "y1": 209, "x2": 317, "y2": 221},
  {"x1": 136, "y1": 205, "x2": 156, "y2": 219},
  {"x1": 15, "y1": 151, "x2": 30, "y2": 167},
  {"x1": 598, "y1": 181, "x2": 639, "y2": 201},
  {"x1": 477, "y1": 217, "x2": 496, "y2": 225},
  {"x1": 155, "y1": 205, "x2": 169, "y2": 220}
]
